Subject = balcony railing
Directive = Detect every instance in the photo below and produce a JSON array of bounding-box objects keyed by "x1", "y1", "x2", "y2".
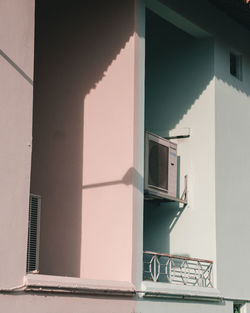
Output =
[{"x1": 143, "y1": 251, "x2": 213, "y2": 288}]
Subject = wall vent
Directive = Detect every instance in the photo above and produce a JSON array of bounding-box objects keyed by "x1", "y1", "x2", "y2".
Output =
[{"x1": 26, "y1": 194, "x2": 41, "y2": 273}]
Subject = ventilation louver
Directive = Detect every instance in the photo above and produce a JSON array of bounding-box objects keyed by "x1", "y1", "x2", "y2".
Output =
[{"x1": 26, "y1": 194, "x2": 41, "y2": 273}]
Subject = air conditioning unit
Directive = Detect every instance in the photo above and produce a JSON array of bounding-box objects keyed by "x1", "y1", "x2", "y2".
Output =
[
  {"x1": 144, "y1": 132, "x2": 177, "y2": 200},
  {"x1": 26, "y1": 194, "x2": 41, "y2": 273}
]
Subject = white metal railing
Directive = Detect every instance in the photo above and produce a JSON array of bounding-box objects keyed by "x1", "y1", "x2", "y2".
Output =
[{"x1": 143, "y1": 251, "x2": 213, "y2": 288}]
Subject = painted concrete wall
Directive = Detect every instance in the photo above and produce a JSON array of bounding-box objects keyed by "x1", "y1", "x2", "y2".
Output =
[
  {"x1": 81, "y1": 0, "x2": 139, "y2": 282},
  {"x1": 0, "y1": 0, "x2": 34, "y2": 288},
  {"x1": 31, "y1": 0, "x2": 85, "y2": 277},
  {"x1": 31, "y1": 0, "x2": 140, "y2": 282},
  {"x1": 144, "y1": 9, "x2": 216, "y2": 269},
  {"x1": 215, "y1": 41, "x2": 250, "y2": 299},
  {"x1": 0, "y1": 293, "x2": 136, "y2": 313},
  {"x1": 158, "y1": 0, "x2": 250, "y2": 300},
  {"x1": 144, "y1": 0, "x2": 250, "y2": 302},
  {"x1": 133, "y1": 0, "x2": 146, "y2": 290},
  {"x1": 160, "y1": 0, "x2": 250, "y2": 55},
  {"x1": 0, "y1": 293, "x2": 240, "y2": 313},
  {"x1": 137, "y1": 298, "x2": 232, "y2": 313},
  {"x1": 2, "y1": 0, "x2": 250, "y2": 312}
]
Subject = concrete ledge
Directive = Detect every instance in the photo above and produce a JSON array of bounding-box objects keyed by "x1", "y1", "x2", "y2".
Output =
[
  {"x1": 24, "y1": 274, "x2": 136, "y2": 296},
  {"x1": 140, "y1": 281, "x2": 222, "y2": 302}
]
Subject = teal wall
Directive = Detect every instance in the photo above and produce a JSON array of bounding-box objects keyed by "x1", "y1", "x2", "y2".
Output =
[
  {"x1": 143, "y1": 9, "x2": 214, "y2": 260},
  {"x1": 143, "y1": 0, "x2": 250, "y2": 304},
  {"x1": 144, "y1": 9, "x2": 213, "y2": 137}
]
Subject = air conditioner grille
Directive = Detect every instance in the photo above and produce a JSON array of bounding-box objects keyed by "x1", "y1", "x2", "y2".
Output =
[{"x1": 148, "y1": 140, "x2": 169, "y2": 191}]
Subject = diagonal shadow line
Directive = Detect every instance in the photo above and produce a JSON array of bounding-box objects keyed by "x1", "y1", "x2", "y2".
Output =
[
  {"x1": 82, "y1": 180, "x2": 123, "y2": 189},
  {"x1": 82, "y1": 167, "x2": 143, "y2": 190},
  {"x1": 0, "y1": 49, "x2": 33, "y2": 85},
  {"x1": 169, "y1": 205, "x2": 186, "y2": 233}
]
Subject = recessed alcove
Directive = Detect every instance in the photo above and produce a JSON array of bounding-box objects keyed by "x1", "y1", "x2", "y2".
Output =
[{"x1": 143, "y1": 8, "x2": 214, "y2": 263}]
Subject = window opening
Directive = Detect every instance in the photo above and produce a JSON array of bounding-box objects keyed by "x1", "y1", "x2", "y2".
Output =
[{"x1": 230, "y1": 52, "x2": 242, "y2": 80}]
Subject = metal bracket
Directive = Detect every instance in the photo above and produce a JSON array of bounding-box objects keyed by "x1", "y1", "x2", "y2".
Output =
[
  {"x1": 144, "y1": 175, "x2": 188, "y2": 205},
  {"x1": 164, "y1": 135, "x2": 190, "y2": 140},
  {"x1": 180, "y1": 175, "x2": 188, "y2": 203}
]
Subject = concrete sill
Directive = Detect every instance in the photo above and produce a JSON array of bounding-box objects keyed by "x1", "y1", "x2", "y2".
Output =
[
  {"x1": 141, "y1": 281, "x2": 222, "y2": 302},
  {"x1": 24, "y1": 274, "x2": 136, "y2": 296}
]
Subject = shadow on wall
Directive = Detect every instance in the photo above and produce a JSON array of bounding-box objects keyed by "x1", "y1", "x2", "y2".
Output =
[
  {"x1": 144, "y1": 200, "x2": 185, "y2": 254},
  {"x1": 145, "y1": 9, "x2": 214, "y2": 136},
  {"x1": 143, "y1": 9, "x2": 214, "y2": 255},
  {"x1": 143, "y1": 8, "x2": 250, "y2": 258},
  {"x1": 82, "y1": 167, "x2": 143, "y2": 191},
  {"x1": 30, "y1": 0, "x2": 135, "y2": 277},
  {"x1": 159, "y1": 0, "x2": 250, "y2": 96},
  {"x1": 144, "y1": 154, "x2": 185, "y2": 255}
]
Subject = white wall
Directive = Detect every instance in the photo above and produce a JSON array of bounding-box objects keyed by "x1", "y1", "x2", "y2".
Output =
[
  {"x1": 144, "y1": 9, "x2": 216, "y2": 268},
  {"x1": 144, "y1": 0, "x2": 250, "y2": 300},
  {"x1": 0, "y1": 0, "x2": 34, "y2": 288},
  {"x1": 137, "y1": 298, "x2": 232, "y2": 313},
  {"x1": 215, "y1": 40, "x2": 250, "y2": 299}
]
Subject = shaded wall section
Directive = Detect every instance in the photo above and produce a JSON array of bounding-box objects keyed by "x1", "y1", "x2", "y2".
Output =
[
  {"x1": 0, "y1": 0, "x2": 34, "y2": 288},
  {"x1": 31, "y1": 0, "x2": 138, "y2": 280},
  {"x1": 144, "y1": 10, "x2": 216, "y2": 265}
]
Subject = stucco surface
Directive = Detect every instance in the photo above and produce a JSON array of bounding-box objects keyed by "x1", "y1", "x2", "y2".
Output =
[
  {"x1": 82, "y1": 5, "x2": 137, "y2": 281},
  {"x1": 137, "y1": 298, "x2": 232, "y2": 313},
  {"x1": 0, "y1": 293, "x2": 234, "y2": 313},
  {"x1": 0, "y1": 0, "x2": 34, "y2": 288},
  {"x1": 31, "y1": 0, "x2": 139, "y2": 282},
  {"x1": 0, "y1": 294, "x2": 136, "y2": 313},
  {"x1": 144, "y1": 9, "x2": 216, "y2": 271},
  {"x1": 215, "y1": 41, "x2": 250, "y2": 299}
]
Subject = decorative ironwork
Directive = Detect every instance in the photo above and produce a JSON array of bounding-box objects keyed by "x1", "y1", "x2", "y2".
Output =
[{"x1": 143, "y1": 251, "x2": 213, "y2": 288}]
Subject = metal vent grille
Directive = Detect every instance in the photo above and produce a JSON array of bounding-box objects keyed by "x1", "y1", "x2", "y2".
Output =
[{"x1": 26, "y1": 194, "x2": 41, "y2": 273}]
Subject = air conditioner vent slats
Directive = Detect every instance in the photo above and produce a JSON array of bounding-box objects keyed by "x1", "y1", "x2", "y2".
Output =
[
  {"x1": 144, "y1": 132, "x2": 177, "y2": 200},
  {"x1": 26, "y1": 194, "x2": 41, "y2": 273}
]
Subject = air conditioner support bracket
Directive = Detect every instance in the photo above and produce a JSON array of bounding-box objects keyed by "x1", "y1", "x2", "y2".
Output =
[
  {"x1": 180, "y1": 174, "x2": 188, "y2": 203},
  {"x1": 144, "y1": 175, "x2": 188, "y2": 205}
]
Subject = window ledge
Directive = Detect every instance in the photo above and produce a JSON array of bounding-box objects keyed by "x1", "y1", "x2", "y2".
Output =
[
  {"x1": 24, "y1": 274, "x2": 136, "y2": 296},
  {"x1": 140, "y1": 281, "x2": 222, "y2": 302}
]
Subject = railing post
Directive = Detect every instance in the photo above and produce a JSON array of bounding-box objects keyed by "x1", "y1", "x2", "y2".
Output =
[{"x1": 153, "y1": 256, "x2": 157, "y2": 282}]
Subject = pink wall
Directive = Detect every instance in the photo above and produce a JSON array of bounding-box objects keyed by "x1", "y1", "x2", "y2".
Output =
[
  {"x1": 82, "y1": 38, "x2": 136, "y2": 281},
  {"x1": 31, "y1": 0, "x2": 139, "y2": 282},
  {"x1": 31, "y1": 1, "x2": 83, "y2": 276},
  {"x1": 0, "y1": 293, "x2": 136, "y2": 313},
  {"x1": 0, "y1": 0, "x2": 34, "y2": 287},
  {"x1": 81, "y1": 1, "x2": 138, "y2": 282}
]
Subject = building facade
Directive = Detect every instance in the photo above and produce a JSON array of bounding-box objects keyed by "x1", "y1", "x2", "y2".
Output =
[{"x1": 1, "y1": 0, "x2": 250, "y2": 312}]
